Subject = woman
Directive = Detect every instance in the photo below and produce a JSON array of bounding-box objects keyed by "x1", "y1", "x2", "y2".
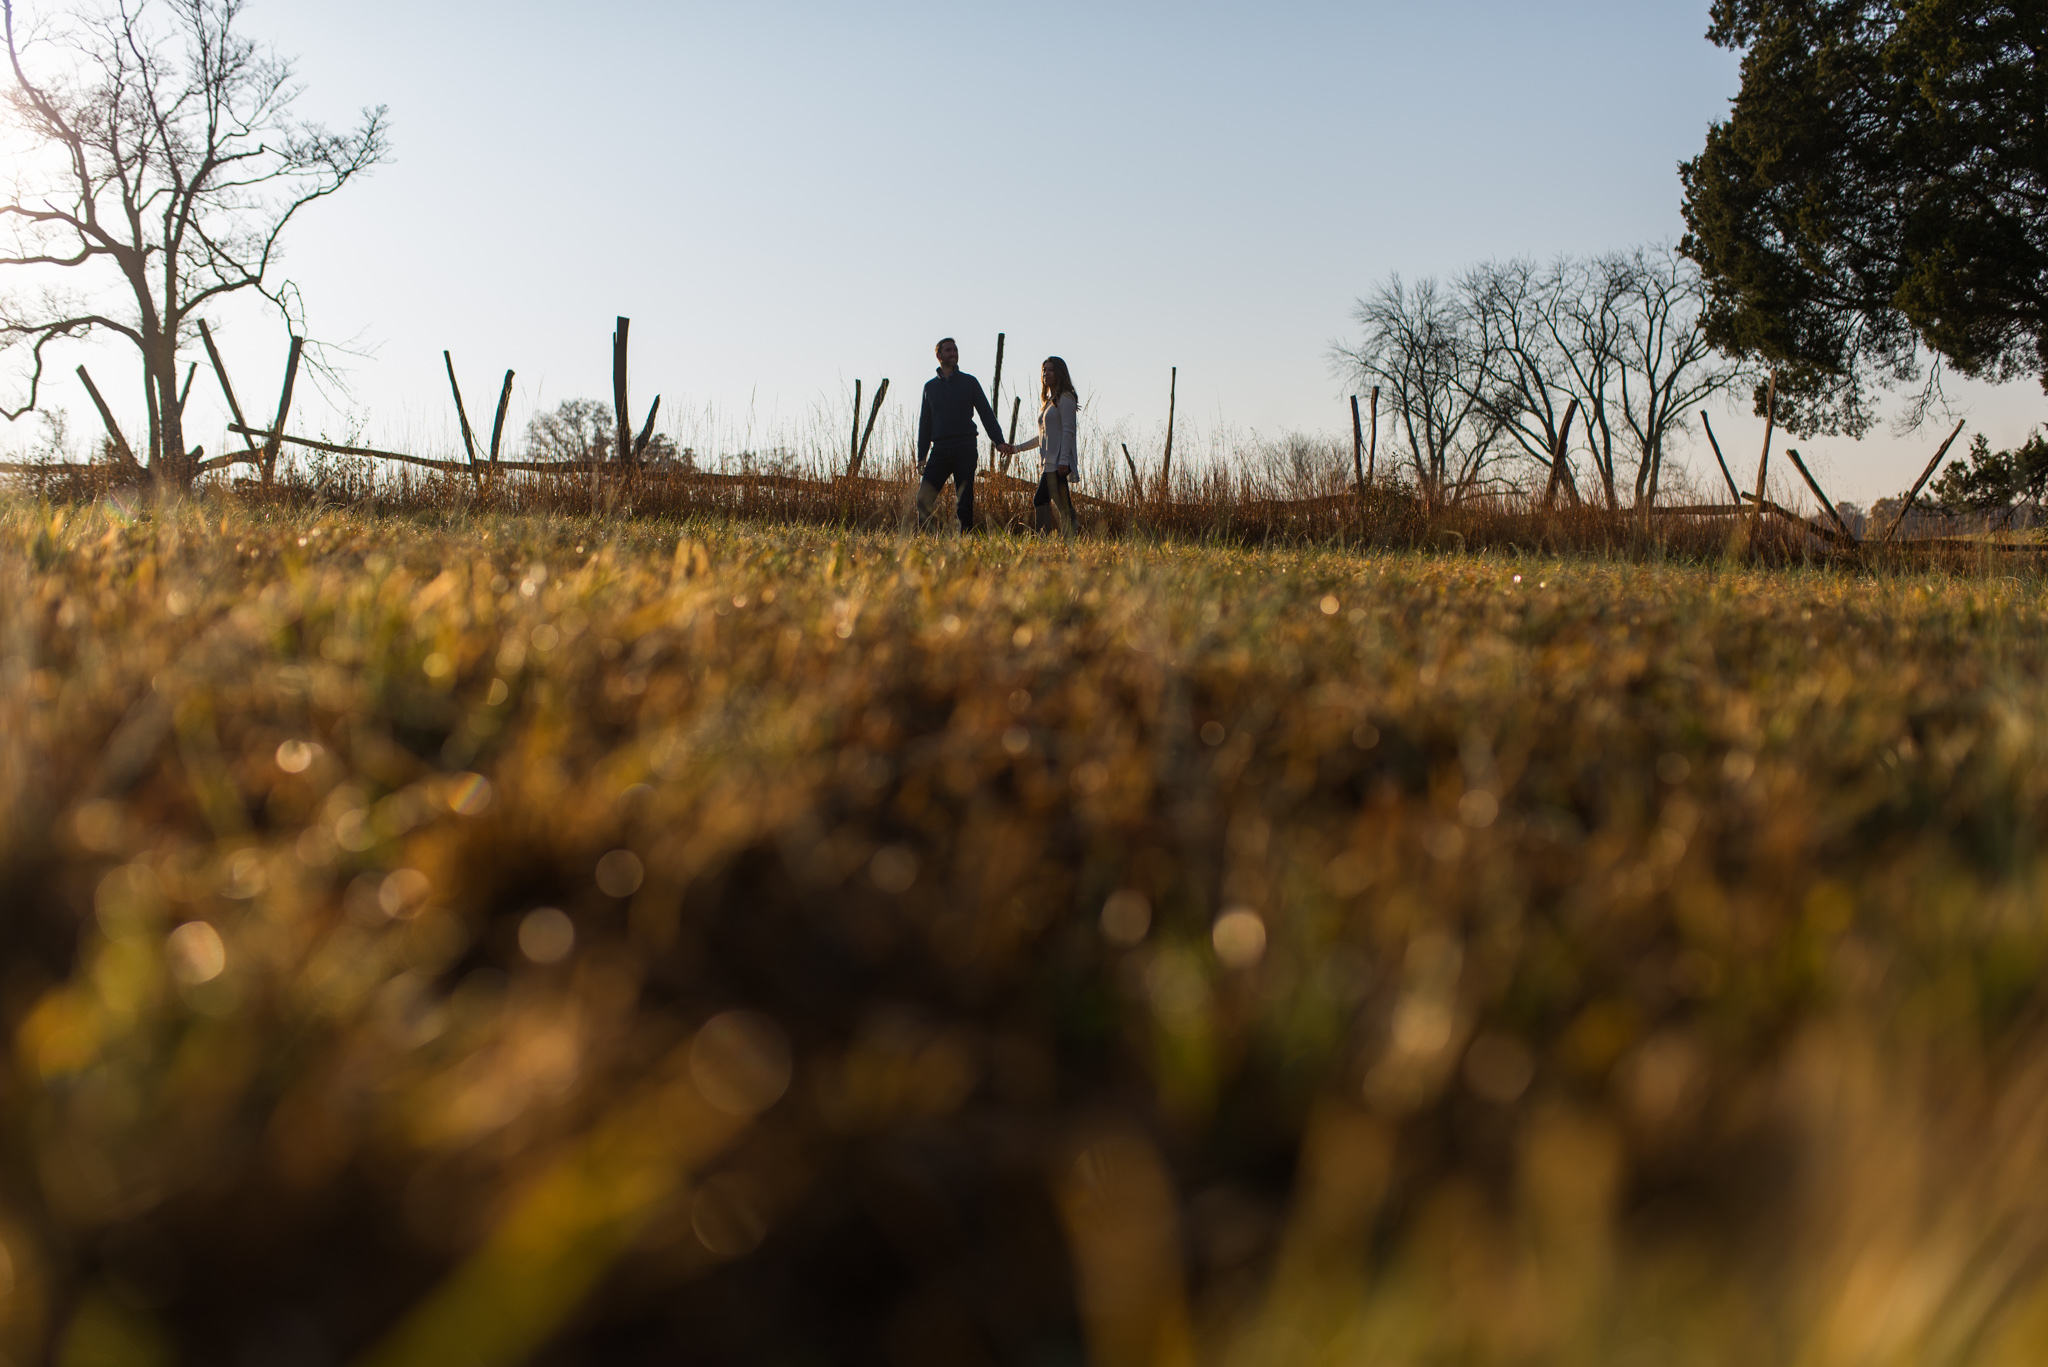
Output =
[{"x1": 1004, "y1": 356, "x2": 1079, "y2": 538}]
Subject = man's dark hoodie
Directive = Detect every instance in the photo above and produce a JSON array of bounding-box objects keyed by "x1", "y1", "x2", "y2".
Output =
[{"x1": 917, "y1": 368, "x2": 1005, "y2": 465}]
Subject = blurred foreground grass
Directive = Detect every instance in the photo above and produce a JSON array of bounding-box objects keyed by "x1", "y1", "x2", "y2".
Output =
[{"x1": 5, "y1": 498, "x2": 2048, "y2": 1365}]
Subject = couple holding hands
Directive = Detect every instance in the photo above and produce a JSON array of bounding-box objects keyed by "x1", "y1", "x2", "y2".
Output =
[{"x1": 913, "y1": 336, "x2": 1079, "y2": 538}]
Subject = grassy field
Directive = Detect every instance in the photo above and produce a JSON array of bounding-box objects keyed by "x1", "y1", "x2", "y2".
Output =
[{"x1": 6, "y1": 496, "x2": 2048, "y2": 1366}]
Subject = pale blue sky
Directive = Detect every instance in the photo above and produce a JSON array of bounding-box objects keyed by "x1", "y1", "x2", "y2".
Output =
[{"x1": 18, "y1": 0, "x2": 2045, "y2": 500}]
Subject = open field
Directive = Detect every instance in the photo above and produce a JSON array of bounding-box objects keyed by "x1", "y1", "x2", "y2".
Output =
[{"x1": 6, "y1": 498, "x2": 2048, "y2": 1365}]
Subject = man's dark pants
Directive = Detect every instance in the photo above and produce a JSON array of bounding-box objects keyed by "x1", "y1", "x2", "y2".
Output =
[{"x1": 916, "y1": 439, "x2": 977, "y2": 532}]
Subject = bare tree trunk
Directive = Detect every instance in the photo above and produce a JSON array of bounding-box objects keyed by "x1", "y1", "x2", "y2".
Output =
[
  {"x1": 145, "y1": 340, "x2": 164, "y2": 484},
  {"x1": 1593, "y1": 410, "x2": 1619, "y2": 509}
]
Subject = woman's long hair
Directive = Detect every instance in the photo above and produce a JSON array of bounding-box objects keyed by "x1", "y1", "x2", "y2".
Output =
[{"x1": 1040, "y1": 356, "x2": 1077, "y2": 408}]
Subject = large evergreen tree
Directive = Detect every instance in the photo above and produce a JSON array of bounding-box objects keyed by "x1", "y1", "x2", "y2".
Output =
[{"x1": 1679, "y1": 0, "x2": 2047, "y2": 436}]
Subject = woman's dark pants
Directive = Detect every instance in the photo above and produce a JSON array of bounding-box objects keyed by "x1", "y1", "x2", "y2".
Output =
[{"x1": 1033, "y1": 470, "x2": 1076, "y2": 537}]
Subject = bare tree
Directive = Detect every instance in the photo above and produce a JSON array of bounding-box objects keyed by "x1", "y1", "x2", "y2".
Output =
[
  {"x1": 1608, "y1": 244, "x2": 1747, "y2": 506},
  {"x1": 1453, "y1": 249, "x2": 1743, "y2": 510},
  {"x1": 0, "y1": 0, "x2": 387, "y2": 487},
  {"x1": 1463, "y1": 257, "x2": 1590, "y2": 502},
  {"x1": 1535, "y1": 255, "x2": 1634, "y2": 509},
  {"x1": 1333, "y1": 275, "x2": 1505, "y2": 508}
]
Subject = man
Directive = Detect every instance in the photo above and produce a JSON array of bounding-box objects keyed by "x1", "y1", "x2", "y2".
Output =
[{"x1": 913, "y1": 337, "x2": 1010, "y2": 533}]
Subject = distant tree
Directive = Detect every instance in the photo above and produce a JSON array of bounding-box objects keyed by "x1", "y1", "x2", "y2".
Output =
[
  {"x1": 1679, "y1": 0, "x2": 2048, "y2": 437},
  {"x1": 1463, "y1": 258, "x2": 1594, "y2": 500},
  {"x1": 524, "y1": 398, "x2": 683, "y2": 468},
  {"x1": 1333, "y1": 275, "x2": 1506, "y2": 508},
  {"x1": 523, "y1": 398, "x2": 614, "y2": 464},
  {"x1": 1609, "y1": 244, "x2": 1747, "y2": 504},
  {"x1": 1929, "y1": 429, "x2": 2048, "y2": 512},
  {"x1": 1432, "y1": 249, "x2": 1744, "y2": 509},
  {"x1": 640, "y1": 435, "x2": 687, "y2": 470}
]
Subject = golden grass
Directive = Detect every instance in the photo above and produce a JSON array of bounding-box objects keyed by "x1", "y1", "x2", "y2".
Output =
[{"x1": 5, "y1": 494, "x2": 2048, "y2": 1365}]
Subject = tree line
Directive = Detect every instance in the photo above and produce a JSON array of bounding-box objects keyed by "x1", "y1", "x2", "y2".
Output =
[{"x1": 1334, "y1": 246, "x2": 1749, "y2": 509}]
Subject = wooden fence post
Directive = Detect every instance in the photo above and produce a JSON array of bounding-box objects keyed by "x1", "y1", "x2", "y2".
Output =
[
  {"x1": 848, "y1": 379, "x2": 862, "y2": 474},
  {"x1": 988, "y1": 331, "x2": 1005, "y2": 465},
  {"x1": 1350, "y1": 395, "x2": 1365, "y2": 493},
  {"x1": 198, "y1": 319, "x2": 264, "y2": 484},
  {"x1": 1368, "y1": 386, "x2": 1378, "y2": 481},
  {"x1": 612, "y1": 317, "x2": 632, "y2": 474},
  {"x1": 1747, "y1": 370, "x2": 1777, "y2": 545},
  {"x1": 444, "y1": 351, "x2": 483, "y2": 487},
  {"x1": 260, "y1": 336, "x2": 303, "y2": 486},
  {"x1": 76, "y1": 365, "x2": 139, "y2": 472},
  {"x1": 632, "y1": 397, "x2": 662, "y2": 462},
  {"x1": 1160, "y1": 366, "x2": 1176, "y2": 502},
  {"x1": 850, "y1": 377, "x2": 889, "y2": 479},
  {"x1": 1541, "y1": 398, "x2": 1581, "y2": 511},
  {"x1": 1004, "y1": 396, "x2": 1021, "y2": 475},
  {"x1": 488, "y1": 370, "x2": 515, "y2": 477},
  {"x1": 1879, "y1": 418, "x2": 1967, "y2": 544},
  {"x1": 1784, "y1": 448, "x2": 1857, "y2": 543},
  {"x1": 1699, "y1": 410, "x2": 1742, "y2": 503}
]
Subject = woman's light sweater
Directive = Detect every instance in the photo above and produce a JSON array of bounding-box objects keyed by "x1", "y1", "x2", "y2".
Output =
[{"x1": 1012, "y1": 391, "x2": 1078, "y2": 476}]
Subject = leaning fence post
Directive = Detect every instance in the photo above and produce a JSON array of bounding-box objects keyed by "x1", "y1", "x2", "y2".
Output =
[
  {"x1": 1879, "y1": 418, "x2": 1967, "y2": 544},
  {"x1": 76, "y1": 365, "x2": 140, "y2": 473},
  {"x1": 1541, "y1": 398, "x2": 1581, "y2": 511},
  {"x1": 1350, "y1": 395, "x2": 1365, "y2": 493},
  {"x1": 1004, "y1": 396, "x2": 1021, "y2": 476},
  {"x1": 1784, "y1": 447, "x2": 1857, "y2": 543},
  {"x1": 198, "y1": 319, "x2": 264, "y2": 483},
  {"x1": 444, "y1": 351, "x2": 483, "y2": 487},
  {"x1": 258, "y1": 337, "x2": 303, "y2": 487},
  {"x1": 632, "y1": 396, "x2": 662, "y2": 462},
  {"x1": 488, "y1": 369, "x2": 515, "y2": 479},
  {"x1": 1699, "y1": 410, "x2": 1742, "y2": 503}
]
